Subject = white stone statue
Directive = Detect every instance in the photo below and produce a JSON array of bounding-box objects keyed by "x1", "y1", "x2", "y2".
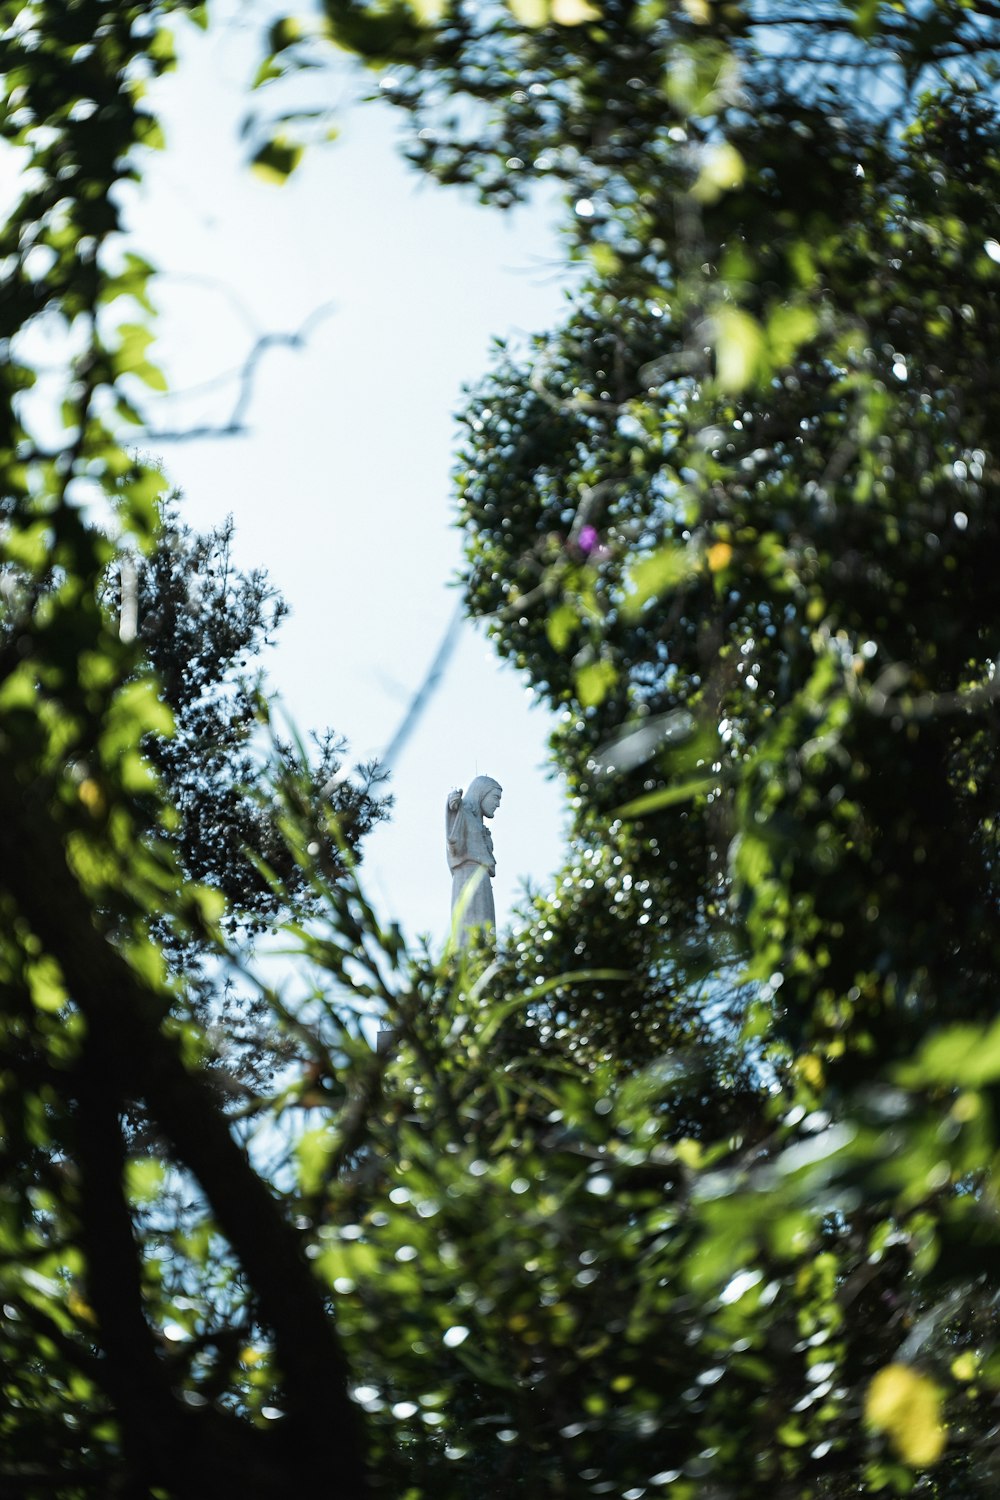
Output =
[{"x1": 446, "y1": 776, "x2": 502, "y2": 946}]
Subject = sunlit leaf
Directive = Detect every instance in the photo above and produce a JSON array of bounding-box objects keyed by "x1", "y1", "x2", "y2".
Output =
[
  {"x1": 251, "y1": 136, "x2": 305, "y2": 183},
  {"x1": 508, "y1": 0, "x2": 548, "y2": 24},
  {"x1": 866, "y1": 1364, "x2": 946, "y2": 1467},
  {"x1": 26, "y1": 956, "x2": 68, "y2": 1014},
  {"x1": 589, "y1": 242, "x2": 622, "y2": 278},
  {"x1": 713, "y1": 305, "x2": 765, "y2": 391},
  {"x1": 125, "y1": 1158, "x2": 165, "y2": 1205},
  {"x1": 552, "y1": 0, "x2": 602, "y2": 22},
  {"x1": 297, "y1": 1127, "x2": 336, "y2": 1196},
  {"x1": 899, "y1": 1017, "x2": 1000, "y2": 1089},
  {"x1": 546, "y1": 602, "x2": 578, "y2": 651},
  {"x1": 269, "y1": 15, "x2": 304, "y2": 51},
  {"x1": 624, "y1": 543, "x2": 694, "y2": 618},
  {"x1": 767, "y1": 302, "x2": 818, "y2": 366},
  {"x1": 691, "y1": 142, "x2": 745, "y2": 204},
  {"x1": 575, "y1": 658, "x2": 616, "y2": 707},
  {"x1": 613, "y1": 775, "x2": 718, "y2": 818}
]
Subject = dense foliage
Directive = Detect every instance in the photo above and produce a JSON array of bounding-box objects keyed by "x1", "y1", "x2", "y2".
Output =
[
  {"x1": 126, "y1": 503, "x2": 387, "y2": 932},
  {"x1": 120, "y1": 502, "x2": 389, "y2": 1093},
  {"x1": 459, "y1": 91, "x2": 1000, "y2": 1075},
  {"x1": 5, "y1": 1, "x2": 1000, "y2": 1498}
]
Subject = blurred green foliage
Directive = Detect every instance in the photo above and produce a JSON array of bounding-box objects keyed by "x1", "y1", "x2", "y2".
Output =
[{"x1": 5, "y1": 1, "x2": 1000, "y2": 1497}]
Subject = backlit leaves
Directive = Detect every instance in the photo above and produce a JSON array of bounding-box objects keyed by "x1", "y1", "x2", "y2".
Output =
[
  {"x1": 7, "y1": 1, "x2": 1000, "y2": 1497},
  {"x1": 866, "y1": 1364, "x2": 947, "y2": 1468},
  {"x1": 250, "y1": 134, "x2": 305, "y2": 182}
]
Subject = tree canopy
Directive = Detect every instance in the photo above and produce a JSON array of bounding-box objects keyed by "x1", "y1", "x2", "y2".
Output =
[
  {"x1": 127, "y1": 503, "x2": 387, "y2": 929},
  {"x1": 4, "y1": 1, "x2": 1000, "y2": 1497}
]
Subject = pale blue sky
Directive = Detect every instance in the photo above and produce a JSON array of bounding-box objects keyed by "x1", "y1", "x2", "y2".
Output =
[{"x1": 124, "y1": 3, "x2": 574, "y2": 944}]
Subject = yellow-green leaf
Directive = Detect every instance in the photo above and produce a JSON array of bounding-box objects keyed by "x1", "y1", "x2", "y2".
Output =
[
  {"x1": 866, "y1": 1364, "x2": 947, "y2": 1467},
  {"x1": 714, "y1": 305, "x2": 765, "y2": 392},
  {"x1": 126, "y1": 1158, "x2": 165, "y2": 1205},
  {"x1": 691, "y1": 142, "x2": 745, "y2": 204},
  {"x1": 589, "y1": 242, "x2": 622, "y2": 278},
  {"x1": 27, "y1": 956, "x2": 68, "y2": 1014},
  {"x1": 767, "y1": 302, "x2": 819, "y2": 367},
  {"x1": 297, "y1": 1127, "x2": 335, "y2": 1196},
  {"x1": 191, "y1": 884, "x2": 227, "y2": 927},
  {"x1": 624, "y1": 543, "x2": 693, "y2": 618},
  {"x1": 509, "y1": 0, "x2": 548, "y2": 24},
  {"x1": 251, "y1": 136, "x2": 304, "y2": 184},
  {"x1": 546, "y1": 603, "x2": 578, "y2": 651},
  {"x1": 552, "y1": 0, "x2": 602, "y2": 22},
  {"x1": 613, "y1": 775, "x2": 718, "y2": 819},
  {"x1": 269, "y1": 15, "x2": 303, "y2": 51},
  {"x1": 576, "y1": 658, "x2": 616, "y2": 708}
]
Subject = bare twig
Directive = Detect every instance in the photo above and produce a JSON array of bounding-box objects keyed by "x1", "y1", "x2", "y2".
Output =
[
  {"x1": 379, "y1": 598, "x2": 465, "y2": 772},
  {"x1": 143, "y1": 302, "x2": 337, "y2": 443}
]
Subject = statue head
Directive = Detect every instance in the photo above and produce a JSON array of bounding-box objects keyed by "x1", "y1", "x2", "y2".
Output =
[{"x1": 465, "y1": 775, "x2": 502, "y2": 819}]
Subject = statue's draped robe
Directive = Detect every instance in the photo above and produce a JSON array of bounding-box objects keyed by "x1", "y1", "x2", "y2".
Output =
[{"x1": 446, "y1": 794, "x2": 496, "y2": 943}]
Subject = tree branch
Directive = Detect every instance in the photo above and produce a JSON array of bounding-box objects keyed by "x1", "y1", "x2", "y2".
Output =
[
  {"x1": 142, "y1": 302, "x2": 337, "y2": 443},
  {"x1": 0, "y1": 784, "x2": 369, "y2": 1497}
]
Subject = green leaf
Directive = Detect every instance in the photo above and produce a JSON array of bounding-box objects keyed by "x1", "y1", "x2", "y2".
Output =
[
  {"x1": 2, "y1": 519, "x2": 52, "y2": 571},
  {"x1": 126, "y1": 1158, "x2": 166, "y2": 1204},
  {"x1": 133, "y1": 360, "x2": 168, "y2": 392},
  {"x1": 252, "y1": 56, "x2": 285, "y2": 88},
  {"x1": 26, "y1": 956, "x2": 68, "y2": 1014},
  {"x1": 477, "y1": 970, "x2": 629, "y2": 1045},
  {"x1": 589, "y1": 242, "x2": 622, "y2": 278},
  {"x1": 713, "y1": 306, "x2": 765, "y2": 392},
  {"x1": 409, "y1": 0, "x2": 448, "y2": 20},
  {"x1": 101, "y1": 680, "x2": 174, "y2": 763},
  {"x1": 767, "y1": 302, "x2": 819, "y2": 367},
  {"x1": 251, "y1": 136, "x2": 305, "y2": 184},
  {"x1": 134, "y1": 113, "x2": 166, "y2": 151},
  {"x1": 613, "y1": 775, "x2": 718, "y2": 819},
  {"x1": 898, "y1": 1017, "x2": 1000, "y2": 1090},
  {"x1": 866, "y1": 1364, "x2": 947, "y2": 1467},
  {"x1": 852, "y1": 0, "x2": 881, "y2": 40},
  {"x1": 115, "y1": 322, "x2": 157, "y2": 373},
  {"x1": 552, "y1": 0, "x2": 602, "y2": 24},
  {"x1": 191, "y1": 885, "x2": 227, "y2": 927},
  {"x1": 148, "y1": 28, "x2": 178, "y2": 67},
  {"x1": 624, "y1": 544, "x2": 694, "y2": 618},
  {"x1": 546, "y1": 602, "x2": 578, "y2": 651},
  {"x1": 575, "y1": 658, "x2": 616, "y2": 707},
  {"x1": 508, "y1": 0, "x2": 548, "y2": 24},
  {"x1": 269, "y1": 15, "x2": 304, "y2": 51},
  {"x1": 297, "y1": 1127, "x2": 335, "y2": 1195},
  {"x1": 691, "y1": 142, "x2": 745, "y2": 205}
]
